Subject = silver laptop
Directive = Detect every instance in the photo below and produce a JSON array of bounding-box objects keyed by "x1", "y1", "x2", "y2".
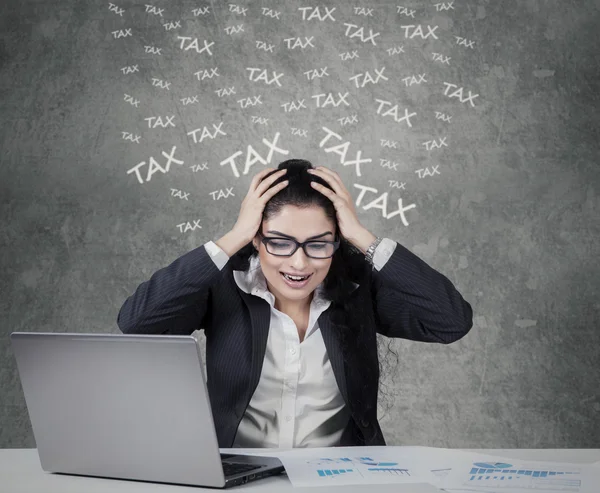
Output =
[{"x1": 10, "y1": 332, "x2": 285, "y2": 488}]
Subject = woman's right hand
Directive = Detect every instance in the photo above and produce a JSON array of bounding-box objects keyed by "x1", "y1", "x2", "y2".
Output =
[{"x1": 230, "y1": 167, "x2": 289, "y2": 244}]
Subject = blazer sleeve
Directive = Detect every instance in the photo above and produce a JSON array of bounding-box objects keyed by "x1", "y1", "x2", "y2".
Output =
[
  {"x1": 370, "y1": 240, "x2": 473, "y2": 343},
  {"x1": 117, "y1": 243, "x2": 226, "y2": 335}
]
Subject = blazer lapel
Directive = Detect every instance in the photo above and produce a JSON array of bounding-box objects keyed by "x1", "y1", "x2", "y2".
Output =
[
  {"x1": 238, "y1": 290, "x2": 271, "y2": 399},
  {"x1": 318, "y1": 308, "x2": 349, "y2": 407}
]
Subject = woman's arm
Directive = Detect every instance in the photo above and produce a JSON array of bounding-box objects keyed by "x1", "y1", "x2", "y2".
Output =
[
  {"x1": 117, "y1": 242, "x2": 228, "y2": 335},
  {"x1": 368, "y1": 238, "x2": 473, "y2": 343}
]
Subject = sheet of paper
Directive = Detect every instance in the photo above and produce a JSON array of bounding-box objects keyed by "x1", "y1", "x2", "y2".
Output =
[
  {"x1": 274, "y1": 446, "x2": 440, "y2": 487},
  {"x1": 437, "y1": 450, "x2": 600, "y2": 493}
]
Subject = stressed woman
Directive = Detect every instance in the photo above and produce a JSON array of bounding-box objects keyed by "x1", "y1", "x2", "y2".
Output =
[{"x1": 117, "y1": 159, "x2": 473, "y2": 449}]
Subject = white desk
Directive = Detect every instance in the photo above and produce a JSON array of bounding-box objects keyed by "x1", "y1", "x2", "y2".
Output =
[{"x1": 1, "y1": 448, "x2": 599, "y2": 492}]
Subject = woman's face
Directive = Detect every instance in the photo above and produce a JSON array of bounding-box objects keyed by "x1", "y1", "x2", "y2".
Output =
[{"x1": 253, "y1": 205, "x2": 336, "y2": 305}]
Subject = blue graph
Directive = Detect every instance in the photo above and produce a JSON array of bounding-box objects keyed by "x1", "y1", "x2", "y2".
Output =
[
  {"x1": 367, "y1": 468, "x2": 411, "y2": 475},
  {"x1": 317, "y1": 469, "x2": 354, "y2": 477},
  {"x1": 467, "y1": 462, "x2": 581, "y2": 490},
  {"x1": 311, "y1": 457, "x2": 410, "y2": 479}
]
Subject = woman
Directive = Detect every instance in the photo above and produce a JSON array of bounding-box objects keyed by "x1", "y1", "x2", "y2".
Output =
[{"x1": 117, "y1": 159, "x2": 473, "y2": 449}]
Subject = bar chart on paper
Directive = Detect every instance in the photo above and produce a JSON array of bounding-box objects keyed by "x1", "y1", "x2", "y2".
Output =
[
  {"x1": 465, "y1": 461, "x2": 582, "y2": 491},
  {"x1": 314, "y1": 457, "x2": 411, "y2": 478},
  {"x1": 278, "y1": 451, "x2": 434, "y2": 487}
]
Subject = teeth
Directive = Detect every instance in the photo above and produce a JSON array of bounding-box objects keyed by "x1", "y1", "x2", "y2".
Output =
[{"x1": 283, "y1": 273, "x2": 309, "y2": 281}]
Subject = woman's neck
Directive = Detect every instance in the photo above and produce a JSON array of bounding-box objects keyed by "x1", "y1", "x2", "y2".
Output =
[{"x1": 274, "y1": 291, "x2": 313, "y2": 318}]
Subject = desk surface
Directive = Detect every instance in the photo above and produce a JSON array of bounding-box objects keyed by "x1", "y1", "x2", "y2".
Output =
[{"x1": 2, "y1": 448, "x2": 599, "y2": 492}]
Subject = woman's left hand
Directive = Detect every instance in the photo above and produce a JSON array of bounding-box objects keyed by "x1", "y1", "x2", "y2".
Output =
[{"x1": 308, "y1": 166, "x2": 372, "y2": 245}]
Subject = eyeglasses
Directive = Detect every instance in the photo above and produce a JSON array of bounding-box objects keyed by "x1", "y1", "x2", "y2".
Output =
[{"x1": 257, "y1": 232, "x2": 340, "y2": 259}]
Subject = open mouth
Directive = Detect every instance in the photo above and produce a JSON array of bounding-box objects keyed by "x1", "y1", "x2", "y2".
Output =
[{"x1": 280, "y1": 272, "x2": 313, "y2": 286}]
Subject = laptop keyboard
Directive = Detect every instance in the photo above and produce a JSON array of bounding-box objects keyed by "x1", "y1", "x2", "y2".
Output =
[{"x1": 222, "y1": 461, "x2": 263, "y2": 477}]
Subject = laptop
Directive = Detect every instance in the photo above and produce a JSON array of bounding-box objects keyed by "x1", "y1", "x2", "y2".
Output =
[{"x1": 10, "y1": 331, "x2": 285, "y2": 488}]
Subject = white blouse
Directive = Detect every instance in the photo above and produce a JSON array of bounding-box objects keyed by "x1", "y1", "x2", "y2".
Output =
[{"x1": 203, "y1": 238, "x2": 397, "y2": 448}]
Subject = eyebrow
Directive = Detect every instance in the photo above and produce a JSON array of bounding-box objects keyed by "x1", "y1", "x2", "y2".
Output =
[{"x1": 266, "y1": 230, "x2": 334, "y2": 240}]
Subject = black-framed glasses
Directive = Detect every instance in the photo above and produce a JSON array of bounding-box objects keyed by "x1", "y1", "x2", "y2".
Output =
[{"x1": 257, "y1": 232, "x2": 340, "y2": 259}]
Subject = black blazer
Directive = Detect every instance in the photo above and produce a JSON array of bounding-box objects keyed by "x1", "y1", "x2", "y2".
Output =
[{"x1": 117, "y1": 240, "x2": 473, "y2": 447}]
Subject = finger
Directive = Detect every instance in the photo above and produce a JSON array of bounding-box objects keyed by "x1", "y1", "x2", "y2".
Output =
[
  {"x1": 314, "y1": 166, "x2": 345, "y2": 189},
  {"x1": 255, "y1": 168, "x2": 287, "y2": 196},
  {"x1": 309, "y1": 168, "x2": 350, "y2": 201},
  {"x1": 310, "y1": 181, "x2": 343, "y2": 205},
  {"x1": 252, "y1": 167, "x2": 275, "y2": 182},
  {"x1": 260, "y1": 179, "x2": 289, "y2": 202},
  {"x1": 248, "y1": 167, "x2": 276, "y2": 194}
]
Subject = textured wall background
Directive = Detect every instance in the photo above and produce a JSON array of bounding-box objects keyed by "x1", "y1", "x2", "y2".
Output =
[{"x1": 1, "y1": 0, "x2": 599, "y2": 448}]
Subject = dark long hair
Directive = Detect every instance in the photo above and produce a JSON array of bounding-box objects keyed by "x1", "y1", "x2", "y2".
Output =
[{"x1": 229, "y1": 159, "x2": 397, "y2": 431}]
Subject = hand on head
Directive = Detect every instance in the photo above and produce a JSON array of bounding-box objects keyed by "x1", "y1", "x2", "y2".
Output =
[{"x1": 231, "y1": 167, "x2": 289, "y2": 244}]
